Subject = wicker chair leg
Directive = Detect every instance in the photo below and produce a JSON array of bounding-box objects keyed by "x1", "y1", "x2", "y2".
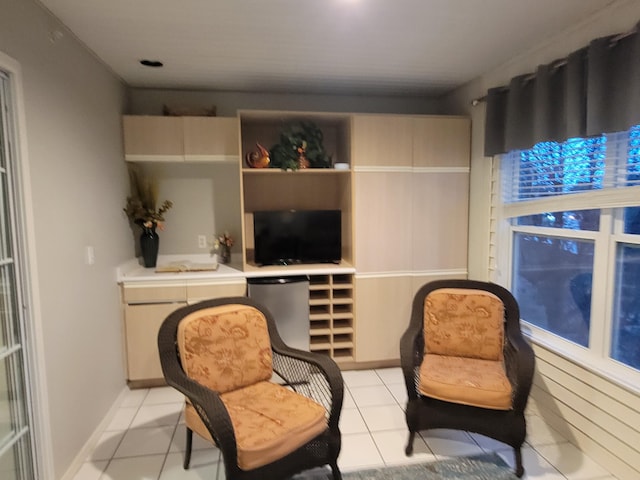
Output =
[
  {"x1": 405, "y1": 431, "x2": 416, "y2": 456},
  {"x1": 330, "y1": 461, "x2": 342, "y2": 480},
  {"x1": 184, "y1": 427, "x2": 193, "y2": 469},
  {"x1": 215, "y1": 450, "x2": 222, "y2": 480},
  {"x1": 514, "y1": 447, "x2": 524, "y2": 478}
]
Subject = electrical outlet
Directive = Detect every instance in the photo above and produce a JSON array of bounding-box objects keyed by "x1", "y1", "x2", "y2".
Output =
[
  {"x1": 85, "y1": 246, "x2": 95, "y2": 265},
  {"x1": 198, "y1": 235, "x2": 207, "y2": 249}
]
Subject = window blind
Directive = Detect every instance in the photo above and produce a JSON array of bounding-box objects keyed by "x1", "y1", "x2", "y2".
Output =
[{"x1": 501, "y1": 126, "x2": 640, "y2": 218}]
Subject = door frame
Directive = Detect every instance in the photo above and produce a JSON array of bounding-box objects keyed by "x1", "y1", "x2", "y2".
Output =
[{"x1": 1, "y1": 50, "x2": 53, "y2": 479}]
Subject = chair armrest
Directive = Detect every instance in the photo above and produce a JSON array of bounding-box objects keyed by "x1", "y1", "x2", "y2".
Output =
[
  {"x1": 400, "y1": 323, "x2": 423, "y2": 400},
  {"x1": 157, "y1": 318, "x2": 241, "y2": 473},
  {"x1": 271, "y1": 345, "x2": 344, "y2": 431},
  {"x1": 158, "y1": 348, "x2": 239, "y2": 471},
  {"x1": 504, "y1": 332, "x2": 536, "y2": 413}
]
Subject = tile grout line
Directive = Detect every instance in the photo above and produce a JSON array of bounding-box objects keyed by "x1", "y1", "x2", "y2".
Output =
[
  {"x1": 99, "y1": 388, "x2": 152, "y2": 479},
  {"x1": 156, "y1": 410, "x2": 182, "y2": 480},
  {"x1": 80, "y1": 375, "x2": 616, "y2": 480}
]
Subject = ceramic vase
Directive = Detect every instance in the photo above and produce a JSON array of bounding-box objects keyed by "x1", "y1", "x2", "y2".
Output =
[
  {"x1": 140, "y1": 224, "x2": 159, "y2": 268},
  {"x1": 219, "y1": 245, "x2": 231, "y2": 264}
]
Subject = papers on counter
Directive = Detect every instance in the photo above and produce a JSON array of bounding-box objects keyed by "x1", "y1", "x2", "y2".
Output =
[{"x1": 155, "y1": 260, "x2": 219, "y2": 273}]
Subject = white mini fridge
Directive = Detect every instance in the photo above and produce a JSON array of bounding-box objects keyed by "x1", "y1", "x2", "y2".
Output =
[{"x1": 247, "y1": 276, "x2": 310, "y2": 351}]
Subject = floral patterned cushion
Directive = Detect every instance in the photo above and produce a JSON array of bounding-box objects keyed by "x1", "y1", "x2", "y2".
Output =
[
  {"x1": 419, "y1": 354, "x2": 512, "y2": 410},
  {"x1": 177, "y1": 304, "x2": 273, "y2": 394},
  {"x1": 423, "y1": 288, "x2": 505, "y2": 361},
  {"x1": 184, "y1": 381, "x2": 327, "y2": 470},
  {"x1": 178, "y1": 303, "x2": 328, "y2": 470}
]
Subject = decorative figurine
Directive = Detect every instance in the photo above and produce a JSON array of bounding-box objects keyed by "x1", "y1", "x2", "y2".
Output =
[{"x1": 245, "y1": 142, "x2": 271, "y2": 168}]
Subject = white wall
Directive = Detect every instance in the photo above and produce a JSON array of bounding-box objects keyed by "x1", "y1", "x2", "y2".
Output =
[
  {"x1": 0, "y1": 0, "x2": 129, "y2": 478},
  {"x1": 135, "y1": 162, "x2": 242, "y2": 256},
  {"x1": 442, "y1": 1, "x2": 640, "y2": 478}
]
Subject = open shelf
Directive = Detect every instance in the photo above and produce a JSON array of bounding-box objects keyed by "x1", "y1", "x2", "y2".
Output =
[
  {"x1": 239, "y1": 110, "x2": 354, "y2": 270},
  {"x1": 308, "y1": 273, "x2": 355, "y2": 362},
  {"x1": 242, "y1": 168, "x2": 350, "y2": 174}
]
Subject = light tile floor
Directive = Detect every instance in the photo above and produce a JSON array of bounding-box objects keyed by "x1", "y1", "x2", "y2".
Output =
[{"x1": 73, "y1": 368, "x2": 617, "y2": 480}]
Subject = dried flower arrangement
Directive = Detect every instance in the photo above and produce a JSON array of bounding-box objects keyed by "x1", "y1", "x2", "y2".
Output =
[
  {"x1": 123, "y1": 165, "x2": 173, "y2": 229},
  {"x1": 216, "y1": 232, "x2": 234, "y2": 248}
]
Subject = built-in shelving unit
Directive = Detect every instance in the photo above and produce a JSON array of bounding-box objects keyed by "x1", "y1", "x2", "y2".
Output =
[
  {"x1": 120, "y1": 111, "x2": 471, "y2": 369},
  {"x1": 239, "y1": 110, "x2": 354, "y2": 268},
  {"x1": 308, "y1": 273, "x2": 355, "y2": 362}
]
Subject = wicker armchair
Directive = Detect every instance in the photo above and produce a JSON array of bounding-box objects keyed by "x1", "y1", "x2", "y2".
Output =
[
  {"x1": 158, "y1": 297, "x2": 344, "y2": 480},
  {"x1": 400, "y1": 280, "x2": 535, "y2": 477}
]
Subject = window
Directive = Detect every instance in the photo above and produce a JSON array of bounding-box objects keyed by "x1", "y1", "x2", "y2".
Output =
[{"x1": 497, "y1": 125, "x2": 640, "y2": 375}]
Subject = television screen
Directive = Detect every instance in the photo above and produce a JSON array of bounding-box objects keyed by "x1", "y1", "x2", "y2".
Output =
[{"x1": 253, "y1": 210, "x2": 342, "y2": 265}]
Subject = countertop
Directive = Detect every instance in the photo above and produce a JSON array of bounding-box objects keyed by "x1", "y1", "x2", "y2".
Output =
[
  {"x1": 117, "y1": 254, "x2": 356, "y2": 284},
  {"x1": 117, "y1": 255, "x2": 245, "y2": 284}
]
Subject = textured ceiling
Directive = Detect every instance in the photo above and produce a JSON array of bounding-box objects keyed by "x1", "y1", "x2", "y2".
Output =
[{"x1": 37, "y1": 0, "x2": 614, "y2": 96}]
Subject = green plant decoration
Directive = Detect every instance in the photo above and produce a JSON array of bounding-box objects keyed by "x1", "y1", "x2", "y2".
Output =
[{"x1": 269, "y1": 121, "x2": 332, "y2": 170}]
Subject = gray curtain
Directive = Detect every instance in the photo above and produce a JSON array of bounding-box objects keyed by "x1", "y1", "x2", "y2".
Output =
[{"x1": 485, "y1": 24, "x2": 640, "y2": 156}]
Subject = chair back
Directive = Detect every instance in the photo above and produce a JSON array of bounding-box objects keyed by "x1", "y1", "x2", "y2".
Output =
[
  {"x1": 423, "y1": 287, "x2": 505, "y2": 361},
  {"x1": 177, "y1": 303, "x2": 273, "y2": 393}
]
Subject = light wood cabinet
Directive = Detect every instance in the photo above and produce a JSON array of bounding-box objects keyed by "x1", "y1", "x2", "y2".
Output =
[
  {"x1": 355, "y1": 272, "x2": 467, "y2": 363},
  {"x1": 123, "y1": 115, "x2": 239, "y2": 162},
  {"x1": 122, "y1": 283, "x2": 187, "y2": 303},
  {"x1": 123, "y1": 116, "x2": 183, "y2": 161},
  {"x1": 121, "y1": 279, "x2": 247, "y2": 386},
  {"x1": 186, "y1": 279, "x2": 247, "y2": 304},
  {"x1": 353, "y1": 171, "x2": 413, "y2": 272},
  {"x1": 354, "y1": 276, "x2": 412, "y2": 362},
  {"x1": 352, "y1": 114, "x2": 470, "y2": 363},
  {"x1": 412, "y1": 116, "x2": 470, "y2": 168},
  {"x1": 411, "y1": 172, "x2": 469, "y2": 271},
  {"x1": 351, "y1": 115, "x2": 413, "y2": 167},
  {"x1": 124, "y1": 302, "x2": 186, "y2": 382},
  {"x1": 182, "y1": 117, "x2": 239, "y2": 162}
]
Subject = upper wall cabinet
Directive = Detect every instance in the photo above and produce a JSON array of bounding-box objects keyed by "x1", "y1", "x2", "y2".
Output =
[
  {"x1": 412, "y1": 116, "x2": 470, "y2": 168},
  {"x1": 351, "y1": 113, "x2": 470, "y2": 273},
  {"x1": 351, "y1": 115, "x2": 414, "y2": 168},
  {"x1": 351, "y1": 114, "x2": 470, "y2": 168},
  {"x1": 123, "y1": 115, "x2": 239, "y2": 162}
]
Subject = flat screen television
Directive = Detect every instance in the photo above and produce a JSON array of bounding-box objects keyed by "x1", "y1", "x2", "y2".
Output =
[{"x1": 253, "y1": 209, "x2": 342, "y2": 265}]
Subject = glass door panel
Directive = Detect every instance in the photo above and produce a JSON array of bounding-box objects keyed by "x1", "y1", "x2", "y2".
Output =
[{"x1": 0, "y1": 71, "x2": 35, "y2": 479}]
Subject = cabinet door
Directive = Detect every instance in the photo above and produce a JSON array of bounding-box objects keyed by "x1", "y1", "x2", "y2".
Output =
[
  {"x1": 123, "y1": 115, "x2": 183, "y2": 162},
  {"x1": 122, "y1": 284, "x2": 187, "y2": 304},
  {"x1": 412, "y1": 172, "x2": 469, "y2": 271},
  {"x1": 352, "y1": 115, "x2": 413, "y2": 167},
  {"x1": 353, "y1": 172, "x2": 412, "y2": 272},
  {"x1": 354, "y1": 276, "x2": 412, "y2": 362},
  {"x1": 413, "y1": 117, "x2": 470, "y2": 168},
  {"x1": 124, "y1": 302, "x2": 186, "y2": 382},
  {"x1": 183, "y1": 117, "x2": 239, "y2": 162}
]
